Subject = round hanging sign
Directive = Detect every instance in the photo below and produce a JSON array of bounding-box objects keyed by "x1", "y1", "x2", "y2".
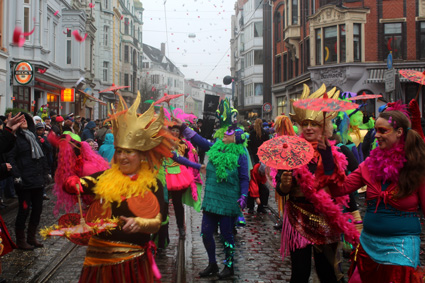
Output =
[{"x1": 14, "y1": 61, "x2": 34, "y2": 85}]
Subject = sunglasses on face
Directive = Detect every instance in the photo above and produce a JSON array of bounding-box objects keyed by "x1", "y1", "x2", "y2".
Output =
[
  {"x1": 375, "y1": 126, "x2": 393, "y2": 135},
  {"x1": 301, "y1": 120, "x2": 321, "y2": 128},
  {"x1": 225, "y1": 129, "x2": 235, "y2": 136}
]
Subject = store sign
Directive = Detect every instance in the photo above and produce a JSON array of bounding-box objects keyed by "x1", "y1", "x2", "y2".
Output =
[
  {"x1": 14, "y1": 61, "x2": 34, "y2": 85},
  {"x1": 61, "y1": 88, "x2": 75, "y2": 102}
]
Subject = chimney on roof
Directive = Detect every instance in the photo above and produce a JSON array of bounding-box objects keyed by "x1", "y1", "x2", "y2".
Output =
[{"x1": 161, "y1": 43, "x2": 165, "y2": 56}]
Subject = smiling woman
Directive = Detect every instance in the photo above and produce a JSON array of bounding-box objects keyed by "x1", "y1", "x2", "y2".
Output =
[
  {"x1": 328, "y1": 105, "x2": 425, "y2": 282},
  {"x1": 62, "y1": 92, "x2": 175, "y2": 282}
]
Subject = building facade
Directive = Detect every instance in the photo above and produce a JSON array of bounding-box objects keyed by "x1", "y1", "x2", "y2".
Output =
[
  {"x1": 272, "y1": 0, "x2": 425, "y2": 118},
  {"x1": 142, "y1": 43, "x2": 185, "y2": 110},
  {"x1": 231, "y1": 0, "x2": 265, "y2": 120}
]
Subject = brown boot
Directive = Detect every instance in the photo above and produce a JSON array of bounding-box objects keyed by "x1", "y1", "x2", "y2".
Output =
[
  {"x1": 15, "y1": 229, "x2": 34, "y2": 250},
  {"x1": 27, "y1": 225, "x2": 44, "y2": 248}
]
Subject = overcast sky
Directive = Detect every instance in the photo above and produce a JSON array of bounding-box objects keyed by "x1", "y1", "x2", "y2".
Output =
[{"x1": 141, "y1": 0, "x2": 233, "y2": 87}]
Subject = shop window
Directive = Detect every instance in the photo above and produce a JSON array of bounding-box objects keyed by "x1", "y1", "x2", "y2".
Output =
[
  {"x1": 324, "y1": 26, "x2": 337, "y2": 64},
  {"x1": 384, "y1": 23, "x2": 403, "y2": 60},
  {"x1": 13, "y1": 87, "x2": 30, "y2": 111},
  {"x1": 420, "y1": 22, "x2": 425, "y2": 59},
  {"x1": 47, "y1": 93, "x2": 59, "y2": 115}
]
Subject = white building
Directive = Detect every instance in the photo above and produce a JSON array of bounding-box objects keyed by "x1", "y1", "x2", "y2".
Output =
[
  {"x1": 142, "y1": 43, "x2": 185, "y2": 110},
  {"x1": 1, "y1": 0, "x2": 103, "y2": 118},
  {"x1": 231, "y1": 0, "x2": 264, "y2": 120}
]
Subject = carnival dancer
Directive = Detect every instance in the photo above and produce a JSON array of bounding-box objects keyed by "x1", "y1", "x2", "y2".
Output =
[
  {"x1": 176, "y1": 118, "x2": 249, "y2": 279},
  {"x1": 63, "y1": 93, "x2": 174, "y2": 282},
  {"x1": 165, "y1": 125, "x2": 198, "y2": 238},
  {"x1": 328, "y1": 102, "x2": 425, "y2": 283},
  {"x1": 277, "y1": 84, "x2": 359, "y2": 283}
]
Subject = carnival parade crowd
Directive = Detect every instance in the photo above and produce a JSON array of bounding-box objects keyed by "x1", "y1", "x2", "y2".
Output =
[{"x1": 0, "y1": 84, "x2": 425, "y2": 283}]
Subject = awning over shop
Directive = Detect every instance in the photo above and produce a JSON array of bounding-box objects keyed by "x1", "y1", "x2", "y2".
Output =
[
  {"x1": 35, "y1": 77, "x2": 65, "y2": 89},
  {"x1": 366, "y1": 67, "x2": 425, "y2": 84},
  {"x1": 76, "y1": 89, "x2": 107, "y2": 106}
]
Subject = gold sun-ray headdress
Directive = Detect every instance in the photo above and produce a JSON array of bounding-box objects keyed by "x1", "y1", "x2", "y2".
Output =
[
  {"x1": 107, "y1": 91, "x2": 175, "y2": 168},
  {"x1": 290, "y1": 83, "x2": 340, "y2": 124}
]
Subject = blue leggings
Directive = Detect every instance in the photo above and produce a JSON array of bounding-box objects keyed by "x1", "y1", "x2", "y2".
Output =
[{"x1": 201, "y1": 212, "x2": 235, "y2": 264}]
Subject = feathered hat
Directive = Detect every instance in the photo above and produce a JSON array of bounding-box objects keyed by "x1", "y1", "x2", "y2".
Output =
[
  {"x1": 290, "y1": 84, "x2": 340, "y2": 124},
  {"x1": 107, "y1": 91, "x2": 175, "y2": 168}
]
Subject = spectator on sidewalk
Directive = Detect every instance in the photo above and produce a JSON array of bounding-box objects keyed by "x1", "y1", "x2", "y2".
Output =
[
  {"x1": 247, "y1": 162, "x2": 269, "y2": 214},
  {"x1": 248, "y1": 118, "x2": 269, "y2": 165},
  {"x1": 98, "y1": 133, "x2": 115, "y2": 163},
  {"x1": 35, "y1": 123, "x2": 52, "y2": 200},
  {"x1": 7, "y1": 113, "x2": 49, "y2": 250},
  {"x1": 81, "y1": 121, "x2": 96, "y2": 141}
]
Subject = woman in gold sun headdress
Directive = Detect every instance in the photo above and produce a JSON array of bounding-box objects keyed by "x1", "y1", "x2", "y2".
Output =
[{"x1": 63, "y1": 92, "x2": 174, "y2": 282}]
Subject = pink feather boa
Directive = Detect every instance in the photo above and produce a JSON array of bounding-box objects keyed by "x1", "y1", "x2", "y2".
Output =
[
  {"x1": 366, "y1": 141, "x2": 406, "y2": 184},
  {"x1": 51, "y1": 133, "x2": 110, "y2": 215},
  {"x1": 291, "y1": 144, "x2": 360, "y2": 245},
  {"x1": 185, "y1": 139, "x2": 202, "y2": 201}
]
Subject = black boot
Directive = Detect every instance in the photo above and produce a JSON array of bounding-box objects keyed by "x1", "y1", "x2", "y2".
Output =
[
  {"x1": 199, "y1": 262, "x2": 219, "y2": 277},
  {"x1": 218, "y1": 265, "x2": 234, "y2": 279},
  {"x1": 27, "y1": 225, "x2": 44, "y2": 248},
  {"x1": 15, "y1": 228, "x2": 34, "y2": 250}
]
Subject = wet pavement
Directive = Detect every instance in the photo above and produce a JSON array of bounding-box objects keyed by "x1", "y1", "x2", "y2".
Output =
[{"x1": 1, "y1": 184, "x2": 424, "y2": 282}]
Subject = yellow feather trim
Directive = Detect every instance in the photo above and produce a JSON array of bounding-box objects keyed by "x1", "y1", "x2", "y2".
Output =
[{"x1": 93, "y1": 163, "x2": 158, "y2": 205}]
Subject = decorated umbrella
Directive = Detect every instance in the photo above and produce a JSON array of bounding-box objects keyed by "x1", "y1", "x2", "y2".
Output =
[
  {"x1": 293, "y1": 93, "x2": 357, "y2": 134},
  {"x1": 347, "y1": 93, "x2": 382, "y2": 101},
  {"x1": 99, "y1": 83, "x2": 130, "y2": 94},
  {"x1": 257, "y1": 135, "x2": 314, "y2": 170},
  {"x1": 398, "y1": 69, "x2": 425, "y2": 100},
  {"x1": 154, "y1": 93, "x2": 184, "y2": 118},
  {"x1": 40, "y1": 186, "x2": 118, "y2": 246}
]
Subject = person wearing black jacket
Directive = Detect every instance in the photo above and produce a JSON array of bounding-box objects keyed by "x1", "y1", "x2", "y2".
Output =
[
  {"x1": 7, "y1": 113, "x2": 49, "y2": 250},
  {"x1": 248, "y1": 118, "x2": 270, "y2": 164}
]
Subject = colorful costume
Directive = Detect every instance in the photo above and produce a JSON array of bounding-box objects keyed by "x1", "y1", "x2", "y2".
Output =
[
  {"x1": 181, "y1": 122, "x2": 249, "y2": 279},
  {"x1": 62, "y1": 92, "x2": 174, "y2": 282},
  {"x1": 329, "y1": 142, "x2": 425, "y2": 283},
  {"x1": 276, "y1": 84, "x2": 359, "y2": 283}
]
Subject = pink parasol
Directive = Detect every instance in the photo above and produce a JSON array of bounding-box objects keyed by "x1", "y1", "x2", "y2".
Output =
[
  {"x1": 99, "y1": 83, "x2": 130, "y2": 93},
  {"x1": 399, "y1": 69, "x2": 425, "y2": 100},
  {"x1": 154, "y1": 93, "x2": 184, "y2": 118},
  {"x1": 258, "y1": 135, "x2": 314, "y2": 170}
]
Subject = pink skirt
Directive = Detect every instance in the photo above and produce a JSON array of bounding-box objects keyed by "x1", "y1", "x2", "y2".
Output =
[{"x1": 166, "y1": 165, "x2": 194, "y2": 191}]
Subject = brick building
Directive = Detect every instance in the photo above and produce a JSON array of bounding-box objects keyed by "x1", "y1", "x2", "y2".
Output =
[{"x1": 272, "y1": 0, "x2": 425, "y2": 118}]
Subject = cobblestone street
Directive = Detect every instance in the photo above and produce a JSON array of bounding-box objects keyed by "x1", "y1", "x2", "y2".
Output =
[{"x1": 1, "y1": 184, "x2": 424, "y2": 282}]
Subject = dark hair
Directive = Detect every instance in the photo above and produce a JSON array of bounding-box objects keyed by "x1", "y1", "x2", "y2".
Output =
[{"x1": 380, "y1": 111, "x2": 425, "y2": 198}]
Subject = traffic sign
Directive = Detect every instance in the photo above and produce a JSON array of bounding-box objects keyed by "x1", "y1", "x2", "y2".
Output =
[
  {"x1": 263, "y1": 102, "x2": 272, "y2": 113},
  {"x1": 385, "y1": 69, "x2": 395, "y2": 92},
  {"x1": 387, "y1": 52, "x2": 393, "y2": 70}
]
